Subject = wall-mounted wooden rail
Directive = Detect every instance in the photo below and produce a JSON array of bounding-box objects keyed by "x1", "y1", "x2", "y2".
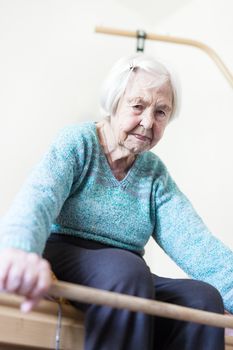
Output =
[{"x1": 95, "y1": 26, "x2": 233, "y2": 89}]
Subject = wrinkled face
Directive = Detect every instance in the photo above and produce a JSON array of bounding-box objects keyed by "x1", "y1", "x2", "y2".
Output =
[{"x1": 111, "y1": 69, "x2": 173, "y2": 154}]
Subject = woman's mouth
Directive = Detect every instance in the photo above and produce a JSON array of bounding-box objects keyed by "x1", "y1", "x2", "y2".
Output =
[{"x1": 131, "y1": 134, "x2": 151, "y2": 142}]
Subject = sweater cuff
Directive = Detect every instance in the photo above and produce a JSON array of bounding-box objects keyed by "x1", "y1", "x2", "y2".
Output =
[{"x1": 0, "y1": 234, "x2": 42, "y2": 255}]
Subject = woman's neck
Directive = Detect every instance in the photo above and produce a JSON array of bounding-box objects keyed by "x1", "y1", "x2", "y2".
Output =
[{"x1": 96, "y1": 118, "x2": 136, "y2": 179}]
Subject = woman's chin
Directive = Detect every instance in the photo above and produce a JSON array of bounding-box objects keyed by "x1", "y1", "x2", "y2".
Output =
[{"x1": 124, "y1": 142, "x2": 151, "y2": 154}]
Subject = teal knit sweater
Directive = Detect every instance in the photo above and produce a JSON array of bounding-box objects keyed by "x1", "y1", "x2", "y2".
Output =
[{"x1": 1, "y1": 122, "x2": 233, "y2": 311}]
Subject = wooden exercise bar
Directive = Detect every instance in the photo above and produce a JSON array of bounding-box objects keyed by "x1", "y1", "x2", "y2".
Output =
[
  {"x1": 50, "y1": 280, "x2": 233, "y2": 330},
  {"x1": 50, "y1": 281, "x2": 233, "y2": 349},
  {"x1": 95, "y1": 26, "x2": 233, "y2": 89}
]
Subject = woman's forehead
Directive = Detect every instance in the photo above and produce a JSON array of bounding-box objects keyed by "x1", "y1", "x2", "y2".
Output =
[
  {"x1": 127, "y1": 69, "x2": 170, "y2": 90},
  {"x1": 125, "y1": 72, "x2": 173, "y2": 102}
]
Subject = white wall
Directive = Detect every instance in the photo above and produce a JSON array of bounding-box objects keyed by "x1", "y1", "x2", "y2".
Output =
[
  {"x1": 144, "y1": 0, "x2": 233, "y2": 277},
  {"x1": 0, "y1": 0, "x2": 232, "y2": 278}
]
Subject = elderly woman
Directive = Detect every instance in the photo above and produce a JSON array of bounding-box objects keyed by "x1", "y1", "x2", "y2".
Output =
[{"x1": 0, "y1": 53, "x2": 232, "y2": 350}]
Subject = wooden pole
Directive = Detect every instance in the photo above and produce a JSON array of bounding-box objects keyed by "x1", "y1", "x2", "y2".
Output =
[
  {"x1": 95, "y1": 26, "x2": 233, "y2": 89},
  {"x1": 49, "y1": 280, "x2": 233, "y2": 330}
]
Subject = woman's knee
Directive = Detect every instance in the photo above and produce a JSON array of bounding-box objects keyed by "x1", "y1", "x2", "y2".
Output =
[{"x1": 181, "y1": 280, "x2": 224, "y2": 313}]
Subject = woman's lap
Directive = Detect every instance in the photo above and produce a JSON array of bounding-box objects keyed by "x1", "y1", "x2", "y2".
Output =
[
  {"x1": 43, "y1": 235, "x2": 153, "y2": 290},
  {"x1": 43, "y1": 235, "x2": 224, "y2": 350}
]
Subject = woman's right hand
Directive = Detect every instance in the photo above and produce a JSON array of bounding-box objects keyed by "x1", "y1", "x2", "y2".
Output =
[{"x1": 0, "y1": 248, "x2": 52, "y2": 313}]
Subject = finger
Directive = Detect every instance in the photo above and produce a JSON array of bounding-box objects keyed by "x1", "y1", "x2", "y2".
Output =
[
  {"x1": 16, "y1": 253, "x2": 41, "y2": 296},
  {"x1": 5, "y1": 263, "x2": 25, "y2": 293},
  {"x1": 17, "y1": 269, "x2": 38, "y2": 296},
  {"x1": 28, "y1": 260, "x2": 52, "y2": 299},
  {"x1": 20, "y1": 297, "x2": 41, "y2": 313},
  {"x1": 17, "y1": 255, "x2": 49, "y2": 297},
  {"x1": 20, "y1": 264, "x2": 52, "y2": 313},
  {"x1": 0, "y1": 248, "x2": 26, "y2": 291},
  {"x1": 0, "y1": 256, "x2": 13, "y2": 291},
  {"x1": 3, "y1": 252, "x2": 42, "y2": 295}
]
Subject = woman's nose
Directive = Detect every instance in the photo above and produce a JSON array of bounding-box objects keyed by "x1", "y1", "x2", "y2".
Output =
[{"x1": 140, "y1": 110, "x2": 154, "y2": 129}]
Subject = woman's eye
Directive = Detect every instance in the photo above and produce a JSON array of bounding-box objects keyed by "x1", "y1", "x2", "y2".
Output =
[
  {"x1": 132, "y1": 105, "x2": 143, "y2": 111},
  {"x1": 156, "y1": 110, "x2": 166, "y2": 117}
]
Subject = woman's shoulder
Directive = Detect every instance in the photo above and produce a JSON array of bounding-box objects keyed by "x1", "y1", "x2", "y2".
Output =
[
  {"x1": 52, "y1": 121, "x2": 98, "y2": 150},
  {"x1": 139, "y1": 152, "x2": 179, "y2": 197},
  {"x1": 56, "y1": 121, "x2": 96, "y2": 139},
  {"x1": 140, "y1": 151, "x2": 168, "y2": 175}
]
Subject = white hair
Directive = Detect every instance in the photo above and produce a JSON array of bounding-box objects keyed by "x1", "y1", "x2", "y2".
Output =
[{"x1": 100, "y1": 53, "x2": 181, "y2": 121}]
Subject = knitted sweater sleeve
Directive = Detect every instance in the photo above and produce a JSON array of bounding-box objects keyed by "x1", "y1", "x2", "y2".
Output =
[
  {"x1": 153, "y1": 161, "x2": 233, "y2": 313},
  {"x1": 0, "y1": 126, "x2": 84, "y2": 255}
]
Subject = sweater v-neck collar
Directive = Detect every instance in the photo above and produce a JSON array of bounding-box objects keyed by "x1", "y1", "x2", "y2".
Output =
[{"x1": 92, "y1": 122, "x2": 142, "y2": 187}]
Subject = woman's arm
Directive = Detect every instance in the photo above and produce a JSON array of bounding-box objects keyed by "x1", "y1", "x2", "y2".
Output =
[
  {"x1": 153, "y1": 163, "x2": 233, "y2": 313},
  {"x1": 0, "y1": 125, "x2": 86, "y2": 311},
  {"x1": 0, "y1": 126, "x2": 82, "y2": 255}
]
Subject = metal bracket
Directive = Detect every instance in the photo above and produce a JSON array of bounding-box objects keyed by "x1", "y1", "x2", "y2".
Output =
[{"x1": 136, "y1": 30, "x2": 147, "y2": 52}]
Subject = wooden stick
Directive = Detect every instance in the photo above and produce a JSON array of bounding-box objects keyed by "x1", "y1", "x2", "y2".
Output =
[
  {"x1": 95, "y1": 26, "x2": 233, "y2": 89},
  {"x1": 50, "y1": 280, "x2": 233, "y2": 329}
]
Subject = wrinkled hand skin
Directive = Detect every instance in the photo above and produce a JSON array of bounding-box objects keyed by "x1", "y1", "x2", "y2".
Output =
[{"x1": 0, "y1": 248, "x2": 52, "y2": 312}]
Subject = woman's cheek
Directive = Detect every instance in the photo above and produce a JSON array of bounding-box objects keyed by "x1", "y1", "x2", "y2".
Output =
[
  {"x1": 121, "y1": 116, "x2": 140, "y2": 132},
  {"x1": 119, "y1": 129, "x2": 128, "y2": 143},
  {"x1": 118, "y1": 121, "x2": 137, "y2": 143}
]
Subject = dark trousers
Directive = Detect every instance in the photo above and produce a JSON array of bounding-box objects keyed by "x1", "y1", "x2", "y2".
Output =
[{"x1": 43, "y1": 235, "x2": 224, "y2": 350}]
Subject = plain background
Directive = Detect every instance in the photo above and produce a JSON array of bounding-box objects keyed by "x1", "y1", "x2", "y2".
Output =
[{"x1": 0, "y1": 0, "x2": 232, "y2": 278}]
